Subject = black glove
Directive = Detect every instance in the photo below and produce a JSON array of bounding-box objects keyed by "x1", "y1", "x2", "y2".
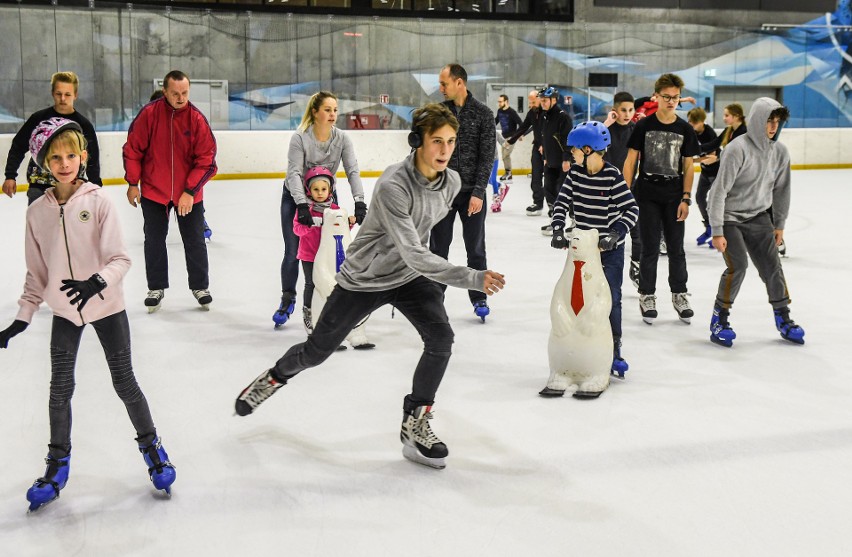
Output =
[
  {"x1": 551, "y1": 227, "x2": 571, "y2": 250},
  {"x1": 598, "y1": 230, "x2": 621, "y2": 251},
  {"x1": 354, "y1": 201, "x2": 368, "y2": 225},
  {"x1": 296, "y1": 203, "x2": 313, "y2": 226},
  {"x1": 60, "y1": 273, "x2": 107, "y2": 311},
  {"x1": 0, "y1": 320, "x2": 28, "y2": 349}
]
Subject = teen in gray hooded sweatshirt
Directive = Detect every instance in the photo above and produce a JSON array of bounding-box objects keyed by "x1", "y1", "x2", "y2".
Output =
[
  {"x1": 707, "y1": 97, "x2": 805, "y2": 346},
  {"x1": 236, "y1": 103, "x2": 506, "y2": 470}
]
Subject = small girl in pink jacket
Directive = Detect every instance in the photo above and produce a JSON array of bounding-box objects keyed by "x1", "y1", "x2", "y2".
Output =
[
  {"x1": 0, "y1": 117, "x2": 176, "y2": 512},
  {"x1": 293, "y1": 166, "x2": 355, "y2": 333}
]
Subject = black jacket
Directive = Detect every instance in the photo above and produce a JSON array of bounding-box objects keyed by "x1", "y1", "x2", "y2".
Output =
[
  {"x1": 540, "y1": 105, "x2": 573, "y2": 168},
  {"x1": 443, "y1": 92, "x2": 496, "y2": 199},
  {"x1": 507, "y1": 107, "x2": 541, "y2": 146},
  {"x1": 4, "y1": 106, "x2": 102, "y2": 187}
]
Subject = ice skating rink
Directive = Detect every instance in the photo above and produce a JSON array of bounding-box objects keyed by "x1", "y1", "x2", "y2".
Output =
[{"x1": 0, "y1": 170, "x2": 850, "y2": 557}]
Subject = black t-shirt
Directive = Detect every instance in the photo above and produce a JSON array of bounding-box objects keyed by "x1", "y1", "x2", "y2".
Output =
[
  {"x1": 627, "y1": 113, "x2": 699, "y2": 200},
  {"x1": 694, "y1": 124, "x2": 718, "y2": 177},
  {"x1": 604, "y1": 120, "x2": 635, "y2": 172}
]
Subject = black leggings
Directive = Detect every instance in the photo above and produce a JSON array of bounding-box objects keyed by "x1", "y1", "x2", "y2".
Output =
[{"x1": 48, "y1": 311, "x2": 156, "y2": 457}]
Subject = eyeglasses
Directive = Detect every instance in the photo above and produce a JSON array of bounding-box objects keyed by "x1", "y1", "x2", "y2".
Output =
[{"x1": 659, "y1": 94, "x2": 681, "y2": 103}]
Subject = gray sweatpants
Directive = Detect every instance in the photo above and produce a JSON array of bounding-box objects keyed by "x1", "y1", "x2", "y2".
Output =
[{"x1": 715, "y1": 211, "x2": 790, "y2": 311}]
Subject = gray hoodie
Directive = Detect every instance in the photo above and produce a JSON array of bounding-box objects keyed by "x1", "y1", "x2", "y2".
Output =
[
  {"x1": 286, "y1": 125, "x2": 365, "y2": 205},
  {"x1": 337, "y1": 153, "x2": 485, "y2": 292},
  {"x1": 708, "y1": 97, "x2": 792, "y2": 236}
]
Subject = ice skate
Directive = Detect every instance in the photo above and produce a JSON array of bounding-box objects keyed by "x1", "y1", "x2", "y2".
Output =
[
  {"x1": 26, "y1": 453, "x2": 71, "y2": 513},
  {"x1": 144, "y1": 289, "x2": 164, "y2": 313},
  {"x1": 778, "y1": 239, "x2": 787, "y2": 258},
  {"x1": 400, "y1": 405, "x2": 448, "y2": 470},
  {"x1": 499, "y1": 171, "x2": 513, "y2": 183},
  {"x1": 192, "y1": 289, "x2": 212, "y2": 310},
  {"x1": 490, "y1": 183, "x2": 510, "y2": 213},
  {"x1": 672, "y1": 292, "x2": 693, "y2": 324},
  {"x1": 541, "y1": 224, "x2": 553, "y2": 236},
  {"x1": 696, "y1": 225, "x2": 711, "y2": 246},
  {"x1": 272, "y1": 293, "x2": 296, "y2": 329},
  {"x1": 774, "y1": 307, "x2": 804, "y2": 344},
  {"x1": 611, "y1": 337, "x2": 629, "y2": 379},
  {"x1": 472, "y1": 300, "x2": 490, "y2": 322},
  {"x1": 235, "y1": 368, "x2": 286, "y2": 416},
  {"x1": 302, "y1": 306, "x2": 313, "y2": 335},
  {"x1": 710, "y1": 305, "x2": 736, "y2": 347},
  {"x1": 629, "y1": 260, "x2": 640, "y2": 290},
  {"x1": 138, "y1": 437, "x2": 176, "y2": 496},
  {"x1": 526, "y1": 203, "x2": 543, "y2": 216},
  {"x1": 659, "y1": 238, "x2": 667, "y2": 255},
  {"x1": 639, "y1": 294, "x2": 657, "y2": 324},
  {"x1": 203, "y1": 220, "x2": 212, "y2": 242}
]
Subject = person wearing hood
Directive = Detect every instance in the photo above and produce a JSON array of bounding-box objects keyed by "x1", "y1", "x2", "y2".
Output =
[
  {"x1": 235, "y1": 103, "x2": 506, "y2": 471},
  {"x1": 707, "y1": 97, "x2": 805, "y2": 347},
  {"x1": 0, "y1": 118, "x2": 175, "y2": 512}
]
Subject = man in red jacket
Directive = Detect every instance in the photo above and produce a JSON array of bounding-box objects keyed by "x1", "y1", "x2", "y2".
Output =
[{"x1": 123, "y1": 70, "x2": 218, "y2": 313}]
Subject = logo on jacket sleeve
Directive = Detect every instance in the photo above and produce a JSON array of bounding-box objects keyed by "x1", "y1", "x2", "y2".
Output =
[{"x1": 78, "y1": 210, "x2": 92, "y2": 223}]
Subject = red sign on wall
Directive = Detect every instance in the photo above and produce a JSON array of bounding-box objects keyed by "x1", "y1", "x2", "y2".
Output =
[{"x1": 379, "y1": 94, "x2": 389, "y2": 104}]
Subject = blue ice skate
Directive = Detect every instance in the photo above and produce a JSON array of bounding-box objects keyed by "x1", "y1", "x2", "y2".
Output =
[
  {"x1": 272, "y1": 293, "x2": 296, "y2": 329},
  {"x1": 774, "y1": 307, "x2": 804, "y2": 344},
  {"x1": 611, "y1": 338, "x2": 629, "y2": 379},
  {"x1": 139, "y1": 437, "x2": 176, "y2": 495},
  {"x1": 710, "y1": 305, "x2": 736, "y2": 347},
  {"x1": 696, "y1": 225, "x2": 712, "y2": 246},
  {"x1": 473, "y1": 300, "x2": 490, "y2": 322},
  {"x1": 26, "y1": 454, "x2": 71, "y2": 513},
  {"x1": 203, "y1": 220, "x2": 212, "y2": 241}
]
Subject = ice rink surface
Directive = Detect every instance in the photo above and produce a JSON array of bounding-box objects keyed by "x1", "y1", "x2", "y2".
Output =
[{"x1": 0, "y1": 170, "x2": 850, "y2": 556}]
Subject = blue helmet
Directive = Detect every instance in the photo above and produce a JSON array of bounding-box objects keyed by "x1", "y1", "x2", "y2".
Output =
[
  {"x1": 567, "y1": 121, "x2": 611, "y2": 152},
  {"x1": 538, "y1": 85, "x2": 559, "y2": 99}
]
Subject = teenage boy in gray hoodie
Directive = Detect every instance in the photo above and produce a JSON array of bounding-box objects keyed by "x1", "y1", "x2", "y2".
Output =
[
  {"x1": 234, "y1": 103, "x2": 506, "y2": 470},
  {"x1": 707, "y1": 97, "x2": 804, "y2": 347}
]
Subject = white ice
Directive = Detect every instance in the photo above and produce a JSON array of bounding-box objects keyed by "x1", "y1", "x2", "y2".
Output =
[{"x1": 0, "y1": 170, "x2": 850, "y2": 556}]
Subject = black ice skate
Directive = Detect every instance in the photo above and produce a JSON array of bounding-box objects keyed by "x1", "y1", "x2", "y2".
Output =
[
  {"x1": 400, "y1": 404, "x2": 448, "y2": 469},
  {"x1": 235, "y1": 369, "x2": 287, "y2": 416}
]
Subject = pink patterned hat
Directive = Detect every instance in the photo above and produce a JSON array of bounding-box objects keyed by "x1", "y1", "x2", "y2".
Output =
[{"x1": 28, "y1": 117, "x2": 83, "y2": 170}]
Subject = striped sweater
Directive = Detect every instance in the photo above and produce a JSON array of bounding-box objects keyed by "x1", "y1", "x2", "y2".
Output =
[{"x1": 551, "y1": 162, "x2": 638, "y2": 246}]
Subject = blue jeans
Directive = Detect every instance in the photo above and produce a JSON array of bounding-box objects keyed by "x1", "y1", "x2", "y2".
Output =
[
  {"x1": 600, "y1": 243, "x2": 625, "y2": 339},
  {"x1": 280, "y1": 188, "x2": 300, "y2": 297}
]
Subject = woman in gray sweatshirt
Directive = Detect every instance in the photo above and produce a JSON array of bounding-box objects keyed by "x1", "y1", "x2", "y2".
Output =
[
  {"x1": 274, "y1": 91, "x2": 367, "y2": 328},
  {"x1": 237, "y1": 103, "x2": 506, "y2": 471}
]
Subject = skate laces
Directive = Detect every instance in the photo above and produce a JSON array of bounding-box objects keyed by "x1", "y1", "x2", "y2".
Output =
[
  {"x1": 146, "y1": 289, "x2": 164, "y2": 300},
  {"x1": 672, "y1": 292, "x2": 691, "y2": 311},
  {"x1": 242, "y1": 370, "x2": 282, "y2": 408},
  {"x1": 411, "y1": 410, "x2": 442, "y2": 447},
  {"x1": 639, "y1": 294, "x2": 656, "y2": 311}
]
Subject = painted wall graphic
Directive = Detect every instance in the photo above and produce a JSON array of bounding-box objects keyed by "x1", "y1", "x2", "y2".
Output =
[{"x1": 1, "y1": 3, "x2": 852, "y2": 132}]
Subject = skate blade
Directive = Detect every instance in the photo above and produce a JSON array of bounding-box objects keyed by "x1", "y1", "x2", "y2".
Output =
[
  {"x1": 780, "y1": 335, "x2": 805, "y2": 345},
  {"x1": 198, "y1": 305, "x2": 210, "y2": 311},
  {"x1": 610, "y1": 370, "x2": 626, "y2": 380},
  {"x1": 27, "y1": 495, "x2": 59, "y2": 514},
  {"x1": 573, "y1": 390, "x2": 604, "y2": 399},
  {"x1": 642, "y1": 316, "x2": 656, "y2": 325},
  {"x1": 678, "y1": 316, "x2": 692, "y2": 324},
  {"x1": 710, "y1": 335, "x2": 733, "y2": 348},
  {"x1": 402, "y1": 446, "x2": 446, "y2": 470},
  {"x1": 538, "y1": 387, "x2": 565, "y2": 397},
  {"x1": 352, "y1": 343, "x2": 376, "y2": 350},
  {"x1": 147, "y1": 304, "x2": 161, "y2": 314}
]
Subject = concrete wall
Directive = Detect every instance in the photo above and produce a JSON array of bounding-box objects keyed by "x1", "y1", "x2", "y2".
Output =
[{"x1": 0, "y1": 128, "x2": 846, "y2": 186}]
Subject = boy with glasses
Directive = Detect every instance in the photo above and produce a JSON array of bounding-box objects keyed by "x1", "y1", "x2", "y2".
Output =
[{"x1": 623, "y1": 74, "x2": 700, "y2": 324}]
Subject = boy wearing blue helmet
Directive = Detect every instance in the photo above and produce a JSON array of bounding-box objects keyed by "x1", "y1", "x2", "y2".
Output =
[{"x1": 551, "y1": 121, "x2": 639, "y2": 377}]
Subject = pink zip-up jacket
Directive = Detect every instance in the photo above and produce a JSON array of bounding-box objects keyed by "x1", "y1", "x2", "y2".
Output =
[
  {"x1": 293, "y1": 202, "x2": 345, "y2": 263},
  {"x1": 16, "y1": 182, "x2": 131, "y2": 326}
]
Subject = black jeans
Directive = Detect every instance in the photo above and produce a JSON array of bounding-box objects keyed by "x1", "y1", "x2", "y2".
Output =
[
  {"x1": 272, "y1": 277, "x2": 454, "y2": 406},
  {"x1": 542, "y1": 166, "x2": 566, "y2": 211},
  {"x1": 429, "y1": 189, "x2": 488, "y2": 304},
  {"x1": 637, "y1": 194, "x2": 688, "y2": 295},
  {"x1": 140, "y1": 197, "x2": 209, "y2": 290},
  {"x1": 530, "y1": 146, "x2": 544, "y2": 206},
  {"x1": 695, "y1": 173, "x2": 716, "y2": 227},
  {"x1": 280, "y1": 188, "x2": 300, "y2": 299},
  {"x1": 48, "y1": 311, "x2": 156, "y2": 458},
  {"x1": 301, "y1": 260, "x2": 315, "y2": 309}
]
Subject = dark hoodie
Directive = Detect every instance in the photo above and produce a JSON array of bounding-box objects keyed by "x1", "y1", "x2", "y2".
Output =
[
  {"x1": 540, "y1": 104, "x2": 573, "y2": 168},
  {"x1": 707, "y1": 97, "x2": 791, "y2": 237}
]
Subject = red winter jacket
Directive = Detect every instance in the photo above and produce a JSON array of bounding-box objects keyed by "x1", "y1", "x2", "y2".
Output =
[{"x1": 123, "y1": 97, "x2": 217, "y2": 206}]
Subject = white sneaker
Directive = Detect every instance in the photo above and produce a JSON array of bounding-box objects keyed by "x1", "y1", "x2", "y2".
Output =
[
  {"x1": 672, "y1": 292, "x2": 693, "y2": 323},
  {"x1": 145, "y1": 289, "x2": 164, "y2": 313},
  {"x1": 639, "y1": 294, "x2": 657, "y2": 324}
]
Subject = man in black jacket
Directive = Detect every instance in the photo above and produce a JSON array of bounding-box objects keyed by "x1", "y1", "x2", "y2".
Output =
[
  {"x1": 3, "y1": 71, "x2": 101, "y2": 204},
  {"x1": 430, "y1": 63, "x2": 496, "y2": 321},
  {"x1": 538, "y1": 86, "x2": 573, "y2": 234},
  {"x1": 507, "y1": 89, "x2": 544, "y2": 215},
  {"x1": 495, "y1": 94, "x2": 523, "y2": 183}
]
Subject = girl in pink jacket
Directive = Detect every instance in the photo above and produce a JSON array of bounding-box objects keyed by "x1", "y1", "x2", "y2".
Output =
[
  {"x1": 0, "y1": 118, "x2": 176, "y2": 512},
  {"x1": 292, "y1": 166, "x2": 355, "y2": 333}
]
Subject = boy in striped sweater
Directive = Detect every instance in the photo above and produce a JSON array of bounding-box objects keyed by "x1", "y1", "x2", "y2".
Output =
[{"x1": 551, "y1": 121, "x2": 639, "y2": 376}]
